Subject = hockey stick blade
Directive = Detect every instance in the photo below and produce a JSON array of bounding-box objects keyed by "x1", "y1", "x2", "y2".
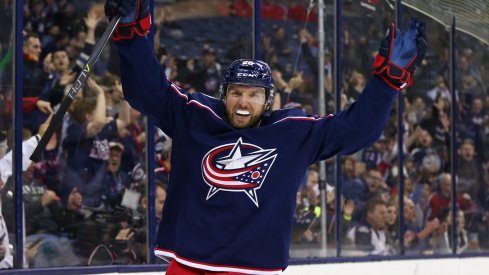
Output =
[{"x1": 30, "y1": 16, "x2": 121, "y2": 163}]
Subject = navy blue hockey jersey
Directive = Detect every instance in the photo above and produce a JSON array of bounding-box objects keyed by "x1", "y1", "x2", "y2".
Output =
[{"x1": 116, "y1": 36, "x2": 396, "y2": 274}]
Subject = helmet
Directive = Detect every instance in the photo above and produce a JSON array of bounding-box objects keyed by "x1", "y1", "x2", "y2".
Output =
[{"x1": 219, "y1": 59, "x2": 275, "y2": 106}]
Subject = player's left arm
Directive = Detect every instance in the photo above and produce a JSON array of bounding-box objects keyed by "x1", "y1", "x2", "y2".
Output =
[{"x1": 308, "y1": 18, "x2": 427, "y2": 162}]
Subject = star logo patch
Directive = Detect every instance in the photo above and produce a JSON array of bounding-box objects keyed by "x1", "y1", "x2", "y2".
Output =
[{"x1": 201, "y1": 138, "x2": 277, "y2": 207}]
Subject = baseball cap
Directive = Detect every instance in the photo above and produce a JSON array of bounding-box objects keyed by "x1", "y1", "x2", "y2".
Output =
[{"x1": 109, "y1": 141, "x2": 124, "y2": 152}]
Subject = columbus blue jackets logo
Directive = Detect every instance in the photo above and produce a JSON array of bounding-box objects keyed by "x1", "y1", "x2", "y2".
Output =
[{"x1": 201, "y1": 138, "x2": 277, "y2": 207}]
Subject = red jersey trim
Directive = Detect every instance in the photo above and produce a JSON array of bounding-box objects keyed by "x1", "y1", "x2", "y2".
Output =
[{"x1": 154, "y1": 248, "x2": 283, "y2": 274}]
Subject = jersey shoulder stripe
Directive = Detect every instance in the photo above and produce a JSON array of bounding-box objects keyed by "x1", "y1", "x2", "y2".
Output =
[{"x1": 170, "y1": 83, "x2": 223, "y2": 121}]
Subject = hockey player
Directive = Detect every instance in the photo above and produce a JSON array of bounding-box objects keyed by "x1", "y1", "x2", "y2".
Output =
[{"x1": 105, "y1": 0, "x2": 427, "y2": 274}]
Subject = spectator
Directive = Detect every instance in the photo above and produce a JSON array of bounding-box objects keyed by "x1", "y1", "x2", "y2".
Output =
[
  {"x1": 346, "y1": 197, "x2": 392, "y2": 255},
  {"x1": 426, "y1": 76, "x2": 450, "y2": 104},
  {"x1": 385, "y1": 197, "x2": 399, "y2": 246},
  {"x1": 62, "y1": 78, "x2": 130, "y2": 208},
  {"x1": 270, "y1": 26, "x2": 293, "y2": 57},
  {"x1": 102, "y1": 141, "x2": 131, "y2": 211},
  {"x1": 0, "y1": 211, "x2": 12, "y2": 269},
  {"x1": 431, "y1": 209, "x2": 469, "y2": 254},
  {"x1": 119, "y1": 107, "x2": 145, "y2": 173},
  {"x1": 180, "y1": 48, "x2": 222, "y2": 97},
  {"x1": 457, "y1": 138, "x2": 487, "y2": 204},
  {"x1": 21, "y1": 33, "x2": 51, "y2": 134},
  {"x1": 341, "y1": 156, "x2": 357, "y2": 183},
  {"x1": 134, "y1": 181, "x2": 168, "y2": 263},
  {"x1": 409, "y1": 128, "x2": 446, "y2": 177},
  {"x1": 298, "y1": 168, "x2": 320, "y2": 209},
  {"x1": 427, "y1": 173, "x2": 469, "y2": 220},
  {"x1": 361, "y1": 134, "x2": 389, "y2": 171},
  {"x1": 1, "y1": 163, "x2": 83, "y2": 267},
  {"x1": 404, "y1": 197, "x2": 439, "y2": 254},
  {"x1": 343, "y1": 168, "x2": 389, "y2": 221},
  {"x1": 345, "y1": 69, "x2": 367, "y2": 102}
]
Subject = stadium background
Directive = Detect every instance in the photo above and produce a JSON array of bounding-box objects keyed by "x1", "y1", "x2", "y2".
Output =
[{"x1": 0, "y1": 0, "x2": 488, "y2": 273}]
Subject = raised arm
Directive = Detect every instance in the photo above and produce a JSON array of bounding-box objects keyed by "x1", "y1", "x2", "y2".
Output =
[
  {"x1": 307, "y1": 18, "x2": 427, "y2": 163},
  {"x1": 85, "y1": 78, "x2": 107, "y2": 138},
  {"x1": 105, "y1": 0, "x2": 177, "y2": 133}
]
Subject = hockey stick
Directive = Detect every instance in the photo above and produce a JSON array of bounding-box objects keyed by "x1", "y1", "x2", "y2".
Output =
[{"x1": 30, "y1": 16, "x2": 121, "y2": 162}]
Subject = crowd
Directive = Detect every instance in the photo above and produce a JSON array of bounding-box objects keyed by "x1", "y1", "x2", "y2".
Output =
[{"x1": 0, "y1": 0, "x2": 488, "y2": 268}]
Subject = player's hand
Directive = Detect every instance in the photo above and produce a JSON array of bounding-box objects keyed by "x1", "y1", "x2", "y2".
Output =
[
  {"x1": 105, "y1": 0, "x2": 151, "y2": 40},
  {"x1": 373, "y1": 18, "x2": 428, "y2": 91}
]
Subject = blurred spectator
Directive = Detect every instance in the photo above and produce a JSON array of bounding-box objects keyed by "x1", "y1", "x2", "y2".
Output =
[
  {"x1": 134, "y1": 180, "x2": 167, "y2": 263},
  {"x1": 21, "y1": 33, "x2": 50, "y2": 134},
  {"x1": 343, "y1": 168, "x2": 388, "y2": 221},
  {"x1": 345, "y1": 69, "x2": 367, "y2": 102},
  {"x1": 298, "y1": 168, "x2": 320, "y2": 207},
  {"x1": 271, "y1": 70, "x2": 303, "y2": 110},
  {"x1": 427, "y1": 173, "x2": 470, "y2": 220},
  {"x1": 0, "y1": 115, "x2": 54, "y2": 269},
  {"x1": 0, "y1": 210, "x2": 12, "y2": 269},
  {"x1": 385, "y1": 197, "x2": 398, "y2": 247},
  {"x1": 409, "y1": 128, "x2": 446, "y2": 178},
  {"x1": 431, "y1": 209, "x2": 469, "y2": 254},
  {"x1": 457, "y1": 138, "x2": 487, "y2": 204},
  {"x1": 270, "y1": 26, "x2": 293, "y2": 57},
  {"x1": 102, "y1": 142, "x2": 131, "y2": 211},
  {"x1": 1, "y1": 163, "x2": 82, "y2": 267},
  {"x1": 467, "y1": 206, "x2": 489, "y2": 251},
  {"x1": 341, "y1": 156, "x2": 357, "y2": 183},
  {"x1": 404, "y1": 197, "x2": 439, "y2": 254},
  {"x1": 361, "y1": 134, "x2": 389, "y2": 171},
  {"x1": 179, "y1": 48, "x2": 222, "y2": 97},
  {"x1": 62, "y1": 78, "x2": 130, "y2": 209},
  {"x1": 119, "y1": 107, "x2": 146, "y2": 173},
  {"x1": 346, "y1": 197, "x2": 392, "y2": 255},
  {"x1": 426, "y1": 76, "x2": 450, "y2": 104}
]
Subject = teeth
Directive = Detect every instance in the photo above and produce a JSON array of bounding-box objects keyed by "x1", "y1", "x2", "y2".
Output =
[{"x1": 236, "y1": 110, "x2": 250, "y2": 115}]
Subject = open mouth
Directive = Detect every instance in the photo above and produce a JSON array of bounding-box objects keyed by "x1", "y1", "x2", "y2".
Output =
[{"x1": 236, "y1": 110, "x2": 250, "y2": 116}]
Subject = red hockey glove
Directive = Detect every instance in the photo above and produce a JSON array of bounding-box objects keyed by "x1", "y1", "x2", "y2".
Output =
[
  {"x1": 105, "y1": 0, "x2": 151, "y2": 40},
  {"x1": 373, "y1": 18, "x2": 427, "y2": 91}
]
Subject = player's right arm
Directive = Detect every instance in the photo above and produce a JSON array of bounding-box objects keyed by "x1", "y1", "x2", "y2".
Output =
[{"x1": 105, "y1": 0, "x2": 178, "y2": 136}]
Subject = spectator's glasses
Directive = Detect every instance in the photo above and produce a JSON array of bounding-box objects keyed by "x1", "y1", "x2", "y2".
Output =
[{"x1": 368, "y1": 175, "x2": 383, "y2": 182}]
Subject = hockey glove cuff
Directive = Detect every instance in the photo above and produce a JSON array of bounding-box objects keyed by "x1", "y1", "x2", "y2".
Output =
[
  {"x1": 373, "y1": 18, "x2": 427, "y2": 91},
  {"x1": 105, "y1": 0, "x2": 151, "y2": 40}
]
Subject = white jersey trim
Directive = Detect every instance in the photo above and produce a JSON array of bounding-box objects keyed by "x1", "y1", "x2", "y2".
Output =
[
  {"x1": 272, "y1": 114, "x2": 333, "y2": 124},
  {"x1": 154, "y1": 249, "x2": 283, "y2": 274},
  {"x1": 170, "y1": 84, "x2": 223, "y2": 121}
]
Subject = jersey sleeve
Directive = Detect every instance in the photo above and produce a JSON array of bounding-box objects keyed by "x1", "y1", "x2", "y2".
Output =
[
  {"x1": 306, "y1": 76, "x2": 396, "y2": 163},
  {"x1": 114, "y1": 36, "x2": 191, "y2": 137}
]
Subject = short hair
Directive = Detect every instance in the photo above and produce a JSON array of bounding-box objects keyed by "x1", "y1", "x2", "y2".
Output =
[
  {"x1": 366, "y1": 197, "x2": 386, "y2": 213},
  {"x1": 69, "y1": 97, "x2": 97, "y2": 124},
  {"x1": 23, "y1": 33, "x2": 40, "y2": 45}
]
